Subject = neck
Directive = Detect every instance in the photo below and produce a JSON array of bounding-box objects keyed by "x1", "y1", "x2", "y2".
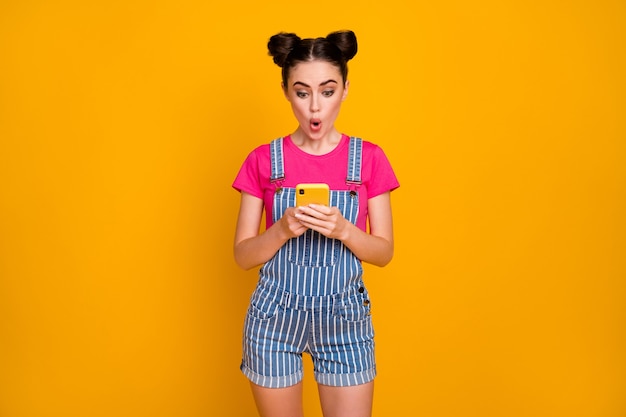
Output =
[{"x1": 290, "y1": 129, "x2": 342, "y2": 155}]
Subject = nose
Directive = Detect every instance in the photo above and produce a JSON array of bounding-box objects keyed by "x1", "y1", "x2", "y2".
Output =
[{"x1": 310, "y1": 95, "x2": 320, "y2": 113}]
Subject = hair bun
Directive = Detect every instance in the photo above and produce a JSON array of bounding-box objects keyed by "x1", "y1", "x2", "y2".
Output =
[
  {"x1": 326, "y1": 30, "x2": 358, "y2": 62},
  {"x1": 267, "y1": 32, "x2": 301, "y2": 67}
]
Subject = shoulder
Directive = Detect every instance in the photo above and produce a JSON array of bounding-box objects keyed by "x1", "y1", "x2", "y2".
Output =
[
  {"x1": 233, "y1": 142, "x2": 274, "y2": 194},
  {"x1": 354, "y1": 138, "x2": 389, "y2": 161},
  {"x1": 250, "y1": 142, "x2": 271, "y2": 156},
  {"x1": 240, "y1": 142, "x2": 271, "y2": 164},
  {"x1": 361, "y1": 139, "x2": 381, "y2": 152},
  {"x1": 355, "y1": 137, "x2": 397, "y2": 176}
]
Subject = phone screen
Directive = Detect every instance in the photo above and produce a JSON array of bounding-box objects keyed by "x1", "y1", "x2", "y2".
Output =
[{"x1": 295, "y1": 183, "x2": 329, "y2": 206}]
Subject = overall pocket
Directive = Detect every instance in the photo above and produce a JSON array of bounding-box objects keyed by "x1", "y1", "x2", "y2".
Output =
[
  {"x1": 246, "y1": 285, "x2": 280, "y2": 321},
  {"x1": 333, "y1": 286, "x2": 372, "y2": 323},
  {"x1": 287, "y1": 230, "x2": 341, "y2": 267}
]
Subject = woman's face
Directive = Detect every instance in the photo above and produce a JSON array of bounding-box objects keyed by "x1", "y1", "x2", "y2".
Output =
[{"x1": 283, "y1": 60, "x2": 349, "y2": 141}]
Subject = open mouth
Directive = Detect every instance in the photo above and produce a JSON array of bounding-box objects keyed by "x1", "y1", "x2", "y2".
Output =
[{"x1": 310, "y1": 118, "x2": 322, "y2": 130}]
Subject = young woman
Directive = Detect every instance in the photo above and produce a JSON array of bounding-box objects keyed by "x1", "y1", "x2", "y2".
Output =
[{"x1": 232, "y1": 30, "x2": 399, "y2": 417}]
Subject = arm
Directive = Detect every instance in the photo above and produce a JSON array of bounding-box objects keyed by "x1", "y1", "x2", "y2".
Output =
[
  {"x1": 295, "y1": 191, "x2": 394, "y2": 267},
  {"x1": 233, "y1": 192, "x2": 308, "y2": 270}
]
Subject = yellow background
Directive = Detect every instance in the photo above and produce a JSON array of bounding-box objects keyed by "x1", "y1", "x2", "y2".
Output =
[{"x1": 1, "y1": 1, "x2": 624, "y2": 416}]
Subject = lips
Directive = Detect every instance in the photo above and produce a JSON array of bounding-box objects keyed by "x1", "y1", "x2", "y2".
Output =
[{"x1": 310, "y1": 118, "x2": 322, "y2": 132}]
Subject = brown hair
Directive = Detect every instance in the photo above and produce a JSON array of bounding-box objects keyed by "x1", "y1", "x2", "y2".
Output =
[{"x1": 267, "y1": 30, "x2": 358, "y2": 87}]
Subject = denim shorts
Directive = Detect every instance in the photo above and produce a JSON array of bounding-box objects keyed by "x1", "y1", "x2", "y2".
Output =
[{"x1": 240, "y1": 280, "x2": 376, "y2": 388}]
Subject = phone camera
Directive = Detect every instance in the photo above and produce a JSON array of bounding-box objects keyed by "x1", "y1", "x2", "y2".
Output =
[{"x1": 299, "y1": 189, "x2": 305, "y2": 194}]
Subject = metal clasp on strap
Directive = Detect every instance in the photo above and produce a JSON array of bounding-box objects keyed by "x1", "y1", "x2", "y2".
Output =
[{"x1": 270, "y1": 177, "x2": 284, "y2": 194}]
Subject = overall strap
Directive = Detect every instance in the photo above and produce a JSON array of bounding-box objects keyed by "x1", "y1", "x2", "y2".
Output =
[
  {"x1": 271, "y1": 136, "x2": 361, "y2": 187},
  {"x1": 346, "y1": 137, "x2": 363, "y2": 186},
  {"x1": 269, "y1": 137, "x2": 285, "y2": 184}
]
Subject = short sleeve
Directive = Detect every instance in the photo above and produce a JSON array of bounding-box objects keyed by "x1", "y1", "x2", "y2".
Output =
[
  {"x1": 365, "y1": 144, "x2": 400, "y2": 198},
  {"x1": 232, "y1": 146, "x2": 266, "y2": 199}
]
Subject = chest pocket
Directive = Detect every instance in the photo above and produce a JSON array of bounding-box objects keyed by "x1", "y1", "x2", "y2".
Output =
[
  {"x1": 288, "y1": 229, "x2": 341, "y2": 267},
  {"x1": 274, "y1": 188, "x2": 358, "y2": 268}
]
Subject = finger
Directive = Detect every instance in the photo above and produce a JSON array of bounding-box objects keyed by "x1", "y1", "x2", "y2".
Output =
[
  {"x1": 295, "y1": 211, "x2": 324, "y2": 224},
  {"x1": 307, "y1": 204, "x2": 332, "y2": 215}
]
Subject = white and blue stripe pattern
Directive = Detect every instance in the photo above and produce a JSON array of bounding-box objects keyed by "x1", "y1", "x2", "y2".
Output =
[
  {"x1": 269, "y1": 137, "x2": 285, "y2": 182},
  {"x1": 240, "y1": 136, "x2": 376, "y2": 388},
  {"x1": 261, "y1": 187, "x2": 362, "y2": 296},
  {"x1": 346, "y1": 137, "x2": 363, "y2": 185},
  {"x1": 241, "y1": 280, "x2": 375, "y2": 388}
]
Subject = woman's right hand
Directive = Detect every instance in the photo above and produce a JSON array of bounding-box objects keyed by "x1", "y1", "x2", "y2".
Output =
[
  {"x1": 234, "y1": 194, "x2": 312, "y2": 270},
  {"x1": 278, "y1": 207, "x2": 309, "y2": 239}
]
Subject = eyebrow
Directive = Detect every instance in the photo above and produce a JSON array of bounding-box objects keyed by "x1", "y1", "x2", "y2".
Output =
[{"x1": 292, "y1": 79, "x2": 338, "y2": 88}]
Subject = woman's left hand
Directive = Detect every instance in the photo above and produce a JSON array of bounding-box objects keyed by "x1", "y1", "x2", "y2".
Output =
[{"x1": 294, "y1": 204, "x2": 350, "y2": 241}]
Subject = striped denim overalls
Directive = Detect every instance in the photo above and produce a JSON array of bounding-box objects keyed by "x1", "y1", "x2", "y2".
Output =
[{"x1": 240, "y1": 137, "x2": 376, "y2": 388}]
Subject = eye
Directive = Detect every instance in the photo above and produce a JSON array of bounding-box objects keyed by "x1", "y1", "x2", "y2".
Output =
[
  {"x1": 322, "y1": 90, "x2": 335, "y2": 97},
  {"x1": 296, "y1": 91, "x2": 309, "y2": 98}
]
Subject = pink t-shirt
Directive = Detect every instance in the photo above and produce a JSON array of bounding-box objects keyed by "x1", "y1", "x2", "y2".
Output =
[{"x1": 232, "y1": 134, "x2": 399, "y2": 231}]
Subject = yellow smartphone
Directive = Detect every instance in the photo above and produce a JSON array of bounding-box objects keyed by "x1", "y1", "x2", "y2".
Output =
[{"x1": 295, "y1": 183, "x2": 329, "y2": 207}]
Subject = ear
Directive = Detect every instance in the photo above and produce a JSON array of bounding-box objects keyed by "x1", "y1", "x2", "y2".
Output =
[
  {"x1": 341, "y1": 80, "x2": 350, "y2": 101},
  {"x1": 281, "y1": 82, "x2": 290, "y2": 101}
]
